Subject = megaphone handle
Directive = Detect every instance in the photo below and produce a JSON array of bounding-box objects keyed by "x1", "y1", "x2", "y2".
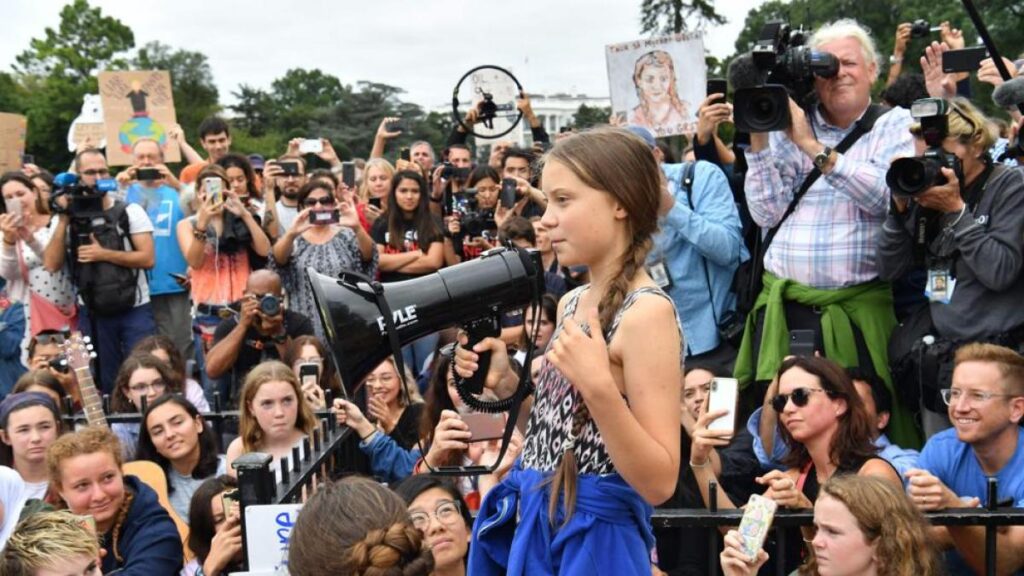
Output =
[{"x1": 462, "y1": 316, "x2": 501, "y2": 395}]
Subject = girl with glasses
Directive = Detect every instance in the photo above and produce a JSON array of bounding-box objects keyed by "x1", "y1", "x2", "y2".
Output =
[
  {"x1": 110, "y1": 353, "x2": 185, "y2": 461},
  {"x1": 692, "y1": 355, "x2": 902, "y2": 574},
  {"x1": 271, "y1": 179, "x2": 377, "y2": 340},
  {"x1": 396, "y1": 475, "x2": 474, "y2": 576}
]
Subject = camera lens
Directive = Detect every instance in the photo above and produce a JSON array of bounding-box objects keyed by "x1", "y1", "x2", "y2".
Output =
[
  {"x1": 260, "y1": 295, "x2": 281, "y2": 316},
  {"x1": 886, "y1": 157, "x2": 940, "y2": 196}
]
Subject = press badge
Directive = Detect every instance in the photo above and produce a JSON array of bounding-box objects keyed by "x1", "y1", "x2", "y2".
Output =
[
  {"x1": 925, "y1": 268, "x2": 956, "y2": 304},
  {"x1": 646, "y1": 259, "x2": 672, "y2": 289}
]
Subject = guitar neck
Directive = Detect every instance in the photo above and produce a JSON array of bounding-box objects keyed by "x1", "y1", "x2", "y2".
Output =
[{"x1": 75, "y1": 367, "x2": 108, "y2": 428}]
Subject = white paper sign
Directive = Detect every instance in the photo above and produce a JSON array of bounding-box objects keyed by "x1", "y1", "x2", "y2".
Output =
[
  {"x1": 244, "y1": 503, "x2": 302, "y2": 573},
  {"x1": 606, "y1": 32, "x2": 706, "y2": 137}
]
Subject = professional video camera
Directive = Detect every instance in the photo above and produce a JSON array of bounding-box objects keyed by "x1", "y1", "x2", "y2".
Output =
[
  {"x1": 732, "y1": 21, "x2": 839, "y2": 132},
  {"x1": 885, "y1": 98, "x2": 963, "y2": 196},
  {"x1": 447, "y1": 188, "x2": 496, "y2": 239},
  {"x1": 49, "y1": 172, "x2": 117, "y2": 218}
]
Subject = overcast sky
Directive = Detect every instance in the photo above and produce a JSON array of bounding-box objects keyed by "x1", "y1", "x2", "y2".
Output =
[{"x1": 2, "y1": 0, "x2": 764, "y2": 110}]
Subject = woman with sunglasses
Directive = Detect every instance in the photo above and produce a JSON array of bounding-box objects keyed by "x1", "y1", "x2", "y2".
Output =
[
  {"x1": 691, "y1": 356, "x2": 901, "y2": 572},
  {"x1": 176, "y1": 165, "x2": 271, "y2": 394},
  {"x1": 109, "y1": 353, "x2": 186, "y2": 461},
  {"x1": 271, "y1": 179, "x2": 377, "y2": 340}
]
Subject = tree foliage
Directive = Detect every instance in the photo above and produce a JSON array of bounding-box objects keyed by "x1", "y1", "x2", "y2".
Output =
[
  {"x1": 640, "y1": 0, "x2": 726, "y2": 35},
  {"x1": 572, "y1": 103, "x2": 612, "y2": 130}
]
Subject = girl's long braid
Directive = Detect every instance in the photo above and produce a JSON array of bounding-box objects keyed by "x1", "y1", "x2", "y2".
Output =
[
  {"x1": 546, "y1": 235, "x2": 652, "y2": 526},
  {"x1": 109, "y1": 490, "x2": 135, "y2": 565}
]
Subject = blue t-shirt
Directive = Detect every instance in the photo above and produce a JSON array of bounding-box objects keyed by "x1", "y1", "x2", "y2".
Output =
[
  {"x1": 126, "y1": 183, "x2": 187, "y2": 296},
  {"x1": 917, "y1": 427, "x2": 1024, "y2": 575}
]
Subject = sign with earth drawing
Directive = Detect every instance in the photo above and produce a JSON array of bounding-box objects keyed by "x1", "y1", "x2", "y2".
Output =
[{"x1": 98, "y1": 70, "x2": 180, "y2": 166}]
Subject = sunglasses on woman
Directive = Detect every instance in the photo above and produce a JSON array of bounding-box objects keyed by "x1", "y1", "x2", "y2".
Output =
[
  {"x1": 303, "y1": 197, "x2": 335, "y2": 208},
  {"x1": 771, "y1": 387, "x2": 833, "y2": 412}
]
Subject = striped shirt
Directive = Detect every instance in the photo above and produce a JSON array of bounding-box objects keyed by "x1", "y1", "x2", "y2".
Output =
[{"x1": 744, "y1": 105, "x2": 915, "y2": 289}]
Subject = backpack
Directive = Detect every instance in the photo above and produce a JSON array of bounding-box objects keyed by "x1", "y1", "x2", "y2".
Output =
[{"x1": 71, "y1": 200, "x2": 140, "y2": 317}]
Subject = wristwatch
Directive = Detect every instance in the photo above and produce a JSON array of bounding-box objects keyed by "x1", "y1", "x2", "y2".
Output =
[{"x1": 813, "y1": 146, "x2": 834, "y2": 170}]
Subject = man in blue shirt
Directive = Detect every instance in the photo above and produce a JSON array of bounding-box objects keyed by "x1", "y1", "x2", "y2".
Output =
[
  {"x1": 907, "y1": 342, "x2": 1024, "y2": 575},
  {"x1": 117, "y1": 139, "x2": 192, "y2": 359},
  {"x1": 630, "y1": 125, "x2": 747, "y2": 364}
]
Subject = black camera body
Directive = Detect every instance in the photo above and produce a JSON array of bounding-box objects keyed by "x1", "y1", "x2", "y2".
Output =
[
  {"x1": 910, "y1": 19, "x2": 940, "y2": 39},
  {"x1": 885, "y1": 98, "x2": 963, "y2": 197},
  {"x1": 734, "y1": 21, "x2": 839, "y2": 133},
  {"x1": 449, "y1": 189, "x2": 495, "y2": 238},
  {"x1": 441, "y1": 162, "x2": 472, "y2": 181}
]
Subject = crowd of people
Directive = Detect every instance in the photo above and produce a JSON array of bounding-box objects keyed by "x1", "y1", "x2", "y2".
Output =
[{"x1": 0, "y1": 14, "x2": 1020, "y2": 576}]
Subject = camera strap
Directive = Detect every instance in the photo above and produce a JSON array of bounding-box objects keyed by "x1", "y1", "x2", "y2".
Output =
[{"x1": 760, "y1": 104, "x2": 886, "y2": 261}]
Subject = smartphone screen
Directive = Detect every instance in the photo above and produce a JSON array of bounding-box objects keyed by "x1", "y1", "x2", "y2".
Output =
[
  {"x1": 341, "y1": 161, "x2": 356, "y2": 188},
  {"x1": 400, "y1": 147, "x2": 411, "y2": 162},
  {"x1": 500, "y1": 178, "x2": 517, "y2": 209},
  {"x1": 461, "y1": 412, "x2": 505, "y2": 442},
  {"x1": 136, "y1": 168, "x2": 160, "y2": 181},
  {"x1": 299, "y1": 363, "x2": 320, "y2": 388},
  {"x1": 368, "y1": 197, "x2": 382, "y2": 209},
  {"x1": 789, "y1": 329, "x2": 816, "y2": 357},
  {"x1": 310, "y1": 209, "x2": 340, "y2": 226},
  {"x1": 707, "y1": 78, "x2": 728, "y2": 104},
  {"x1": 5, "y1": 196, "x2": 22, "y2": 222},
  {"x1": 707, "y1": 377, "x2": 739, "y2": 432}
]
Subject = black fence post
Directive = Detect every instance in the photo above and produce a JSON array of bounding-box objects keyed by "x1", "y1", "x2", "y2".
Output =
[
  {"x1": 986, "y1": 477, "x2": 998, "y2": 576},
  {"x1": 232, "y1": 452, "x2": 275, "y2": 572}
]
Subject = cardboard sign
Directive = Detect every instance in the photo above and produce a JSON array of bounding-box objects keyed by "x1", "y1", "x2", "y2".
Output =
[
  {"x1": 244, "y1": 503, "x2": 302, "y2": 572},
  {"x1": 98, "y1": 70, "x2": 180, "y2": 166},
  {"x1": 606, "y1": 32, "x2": 706, "y2": 137},
  {"x1": 0, "y1": 113, "x2": 27, "y2": 174},
  {"x1": 72, "y1": 123, "x2": 105, "y2": 150}
]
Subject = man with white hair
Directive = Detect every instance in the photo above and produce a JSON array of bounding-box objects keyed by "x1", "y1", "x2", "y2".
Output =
[{"x1": 735, "y1": 19, "x2": 919, "y2": 446}]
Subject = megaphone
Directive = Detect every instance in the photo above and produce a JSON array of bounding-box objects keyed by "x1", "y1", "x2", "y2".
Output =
[{"x1": 307, "y1": 247, "x2": 544, "y2": 397}]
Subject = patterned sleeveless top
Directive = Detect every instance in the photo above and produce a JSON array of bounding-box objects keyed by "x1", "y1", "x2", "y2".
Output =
[{"x1": 520, "y1": 285, "x2": 685, "y2": 475}]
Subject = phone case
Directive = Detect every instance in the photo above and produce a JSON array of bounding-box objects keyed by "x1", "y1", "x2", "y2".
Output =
[
  {"x1": 461, "y1": 412, "x2": 505, "y2": 442},
  {"x1": 707, "y1": 378, "x2": 738, "y2": 432},
  {"x1": 738, "y1": 494, "x2": 778, "y2": 559}
]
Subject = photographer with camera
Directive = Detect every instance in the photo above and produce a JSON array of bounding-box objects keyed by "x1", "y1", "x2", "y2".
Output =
[
  {"x1": 43, "y1": 149, "x2": 157, "y2": 393},
  {"x1": 501, "y1": 148, "x2": 547, "y2": 218},
  {"x1": 117, "y1": 139, "x2": 192, "y2": 360},
  {"x1": 880, "y1": 97, "x2": 1024, "y2": 435},
  {"x1": 443, "y1": 166, "x2": 502, "y2": 265},
  {"x1": 886, "y1": 21, "x2": 963, "y2": 87},
  {"x1": 429, "y1": 144, "x2": 473, "y2": 218},
  {"x1": 26, "y1": 330, "x2": 78, "y2": 405},
  {"x1": 204, "y1": 270, "x2": 313, "y2": 405},
  {"x1": 736, "y1": 20, "x2": 918, "y2": 446}
]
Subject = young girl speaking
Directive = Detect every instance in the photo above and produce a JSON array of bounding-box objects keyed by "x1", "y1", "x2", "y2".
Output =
[{"x1": 455, "y1": 126, "x2": 683, "y2": 575}]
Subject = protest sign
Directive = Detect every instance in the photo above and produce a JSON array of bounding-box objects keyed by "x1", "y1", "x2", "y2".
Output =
[
  {"x1": 245, "y1": 503, "x2": 302, "y2": 573},
  {"x1": 0, "y1": 113, "x2": 28, "y2": 173},
  {"x1": 606, "y1": 32, "x2": 706, "y2": 137},
  {"x1": 98, "y1": 70, "x2": 179, "y2": 165},
  {"x1": 67, "y1": 93, "x2": 106, "y2": 152}
]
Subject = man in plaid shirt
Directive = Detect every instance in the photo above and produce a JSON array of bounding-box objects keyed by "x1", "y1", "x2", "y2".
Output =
[{"x1": 736, "y1": 18, "x2": 920, "y2": 447}]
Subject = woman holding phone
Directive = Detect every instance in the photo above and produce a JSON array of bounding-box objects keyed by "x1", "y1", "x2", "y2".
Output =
[
  {"x1": 271, "y1": 179, "x2": 376, "y2": 340},
  {"x1": 357, "y1": 158, "x2": 396, "y2": 231},
  {"x1": 285, "y1": 335, "x2": 343, "y2": 407},
  {"x1": 176, "y1": 165, "x2": 271, "y2": 390},
  {"x1": 0, "y1": 172, "x2": 76, "y2": 349}
]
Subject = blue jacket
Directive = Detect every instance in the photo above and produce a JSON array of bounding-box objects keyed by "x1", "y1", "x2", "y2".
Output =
[
  {"x1": 469, "y1": 464, "x2": 654, "y2": 576},
  {"x1": 359, "y1": 430, "x2": 419, "y2": 484},
  {"x1": 0, "y1": 299, "x2": 26, "y2": 397},
  {"x1": 650, "y1": 161, "x2": 747, "y2": 355},
  {"x1": 101, "y1": 475, "x2": 183, "y2": 575}
]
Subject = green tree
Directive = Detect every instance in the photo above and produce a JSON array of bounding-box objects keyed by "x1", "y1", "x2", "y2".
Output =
[
  {"x1": 572, "y1": 103, "x2": 612, "y2": 130},
  {"x1": 132, "y1": 41, "x2": 220, "y2": 146},
  {"x1": 640, "y1": 0, "x2": 726, "y2": 34},
  {"x1": 12, "y1": 0, "x2": 134, "y2": 168}
]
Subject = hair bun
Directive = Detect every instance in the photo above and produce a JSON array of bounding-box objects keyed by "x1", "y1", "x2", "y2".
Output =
[{"x1": 349, "y1": 522, "x2": 433, "y2": 576}]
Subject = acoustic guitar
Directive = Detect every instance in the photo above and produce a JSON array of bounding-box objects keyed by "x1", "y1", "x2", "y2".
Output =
[{"x1": 61, "y1": 332, "x2": 193, "y2": 561}]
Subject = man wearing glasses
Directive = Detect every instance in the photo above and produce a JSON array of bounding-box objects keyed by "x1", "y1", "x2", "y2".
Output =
[
  {"x1": 43, "y1": 148, "x2": 156, "y2": 394},
  {"x1": 906, "y1": 342, "x2": 1024, "y2": 575}
]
